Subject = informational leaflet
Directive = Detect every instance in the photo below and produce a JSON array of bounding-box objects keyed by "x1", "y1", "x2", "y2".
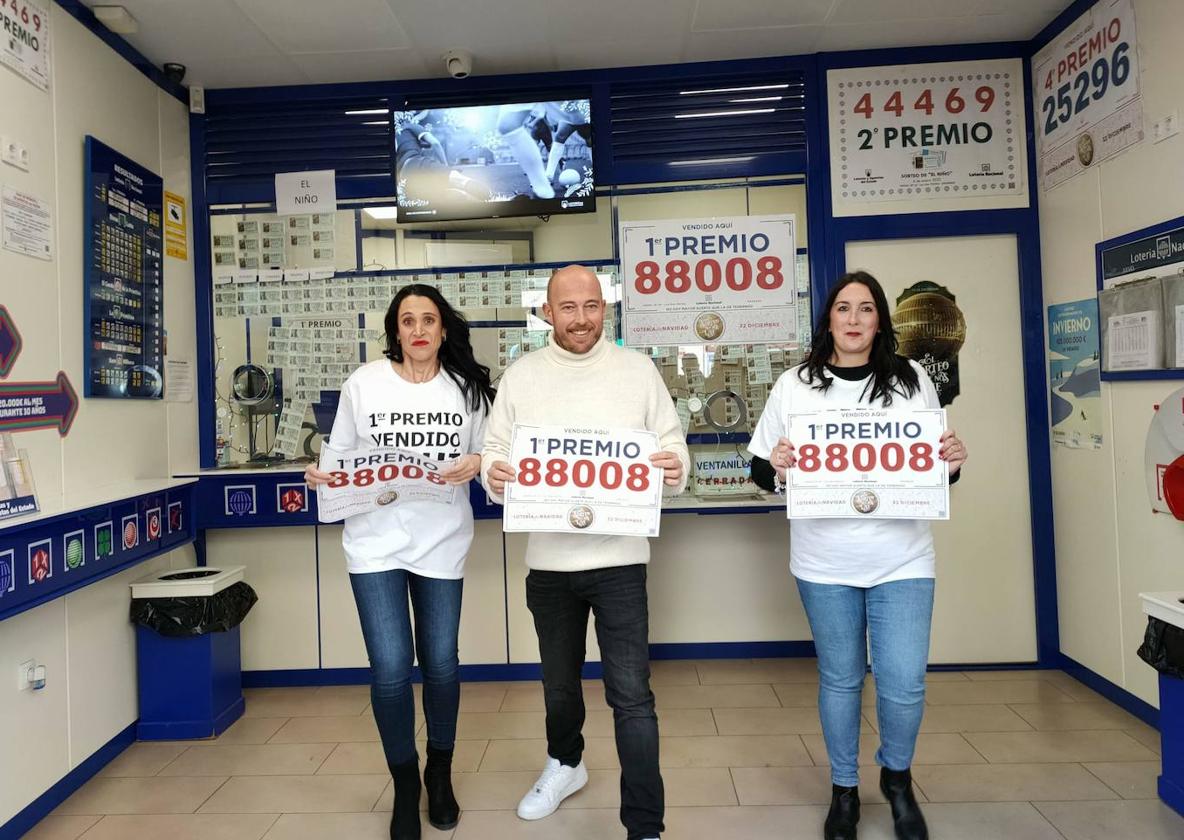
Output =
[
  {"x1": 1032, "y1": 0, "x2": 1142, "y2": 189},
  {"x1": 1047, "y1": 299, "x2": 1103, "y2": 449},
  {"x1": 1106, "y1": 310, "x2": 1159, "y2": 370},
  {"x1": 1, "y1": 186, "x2": 52, "y2": 260},
  {"x1": 503, "y1": 425, "x2": 664, "y2": 537},
  {"x1": 619, "y1": 215, "x2": 797, "y2": 347},
  {"x1": 316, "y1": 445, "x2": 458, "y2": 522},
  {"x1": 827, "y1": 58, "x2": 1024, "y2": 213},
  {"x1": 786, "y1": 408, "x2": 949, "y2": 520},
  {"x1": 0, "y1": 0, "x2": 50, "y2": 91}
]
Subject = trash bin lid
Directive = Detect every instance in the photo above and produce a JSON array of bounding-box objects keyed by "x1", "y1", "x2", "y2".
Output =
[
  {"x1": 131, "y1": 565, "x2": 246, "y2": 598},
  {"x1": 1139, "y1": 591, "x2": 1184, "y2": 631}
]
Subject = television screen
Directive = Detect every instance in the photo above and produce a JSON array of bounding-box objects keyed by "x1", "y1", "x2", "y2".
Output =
[{"x1": 393, "y1": 99, "x2": 595, "y2": 223}]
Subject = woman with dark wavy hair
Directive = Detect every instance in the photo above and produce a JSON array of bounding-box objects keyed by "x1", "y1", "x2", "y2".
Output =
[
  {"x1": 748, "y1": 271, "x2": 967, "y2": 840},
  {"x1": 305, "y1": 283, "x2": 493, "y2": 840}
]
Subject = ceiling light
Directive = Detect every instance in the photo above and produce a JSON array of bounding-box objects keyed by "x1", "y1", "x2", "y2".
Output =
[
  {"x1": 674, "y1": 108, "x2": 776, "y2": 119},
  {"x1": 670, "y1": 156, "x2": 756, "y2": 167},
  {"x1": 363, "y1": 206, "x2": 399, "y2": 220},
  {"x1": 93, "y1": 5, "x2": 138, "y2": 34},
  {"x1": 730, "y1": 96, "x2": 784, "y2": 103},
  {"x1": 345, "y1": 108, "x2": 390, "y2": 116},
  {"x1": 679, "y1": 83, "x2": 790, "y2": 95}
]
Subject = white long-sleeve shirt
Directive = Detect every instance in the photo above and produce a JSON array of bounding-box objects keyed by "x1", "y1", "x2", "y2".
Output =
[{"x1": 481, "y1": 334, "x2": 689, "y2": 572}]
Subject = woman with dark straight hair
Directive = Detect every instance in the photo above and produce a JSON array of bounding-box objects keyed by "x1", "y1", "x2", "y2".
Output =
[
  {"x1": 748, "y1": 271, "x2": 968, "y2": 840},
  {"x1": 306, "y1": 283, "x2": 493, "y2": 840}
]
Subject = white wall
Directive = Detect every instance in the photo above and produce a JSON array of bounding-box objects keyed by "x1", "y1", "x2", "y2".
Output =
[
  {"x1": 0, "y1": 6, "x2": 196, "y2": 826},
  {"x1": 1038, "y1": 0, "x2": 1184, "y2": 707}
]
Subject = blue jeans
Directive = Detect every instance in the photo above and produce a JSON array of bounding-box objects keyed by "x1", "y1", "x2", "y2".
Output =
[
  {"x1": 795, "y1": 576, "x2": 935, "y2": 787},
  {"x1": 526, "y1": 565, "x2": 663, "y2": 840},
  {"x1": 350, "y1": 569, "x2": 463, "y2": 768}
]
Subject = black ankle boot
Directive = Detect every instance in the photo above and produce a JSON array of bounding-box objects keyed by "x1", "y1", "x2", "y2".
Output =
[
  {"x1": 824, "y1": 784, "x2": 860, "y2": 840},
  {"x1": 424, "y1": 744, "x2": 460, "y2": 830},
  {"x1": 390, "y1": 756, "x2": 422, "y2": 840},
  {"x1": 879, "y1": 767, "x2": 927, "y2": 840}
]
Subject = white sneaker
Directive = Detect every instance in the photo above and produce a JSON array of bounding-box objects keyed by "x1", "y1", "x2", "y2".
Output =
[{"x1": 516, "y1": 756, "x2": 588, "y2": 820}]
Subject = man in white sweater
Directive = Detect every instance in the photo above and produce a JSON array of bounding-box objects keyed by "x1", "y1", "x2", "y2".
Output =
[{"x1": 482, "y1": 265, "x2": 689, "y2": 840}]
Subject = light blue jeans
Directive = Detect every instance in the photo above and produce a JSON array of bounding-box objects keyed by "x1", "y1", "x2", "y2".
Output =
[{"x1": 795, "y1": 576, "x2": 935, "y2": 787}]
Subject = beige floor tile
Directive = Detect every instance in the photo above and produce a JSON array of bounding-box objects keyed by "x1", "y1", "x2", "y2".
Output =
[
  {"x1": 960, "y1": 669, "x2": 1064, "y2": 681},
  {"x1": 1083, "y1": 761, "x2": 1163, "y2": 799},
  {"x1": 964, "y1": 730, "x2": 1158, "y2": 764},
  {"x1": 660, "y1": 734, "x2": 813, "y2": 768},
  {"x1": 714, "y1": 707, "x2": 828, "y2": 735},
  {"x1": 261, "y1": 812, "x2": 453, "y2": 839},
  {"x1": 317, "y1": 739, "x2": 487, "y2": 774},
  {"x1": 52, "y1": 777, "x2": 229, "y2": 815},
  {"x1": 877, "y1": 802, "x2": 1065, "y2": 839},
  {"x1": 157, "y1": 743, "x2": 334, "y2": 776},
  {"x1": 803, "y1": 733, "x2": 987, "y2": 767},
  {"x1": 449, "y1": 807, "x2": 621, "y2": 839},
  {"x1": 1009, "y1": 701, "x2": 1145, "y2": 731},
  {"x1": 76, "y1": 814, "x2": 280, "y2": 840},
  {"x1": 864, "y1": 704, "x2": 1033, "y2": 734},
  {"x1": 211, "y1": 717, "x2": 290, "y2": 745},
  {"x1": 497, "y1": 684, "x2": 604, "y2": 713},
  {"x1": 924, "y1": 680, "x2": 1076, "y2": 705},
  {"x1": 696, "y1": 658, "x2": 821, "y2": 685},
  {"x1": 457, "y1": 683, "x2": 510, "y2": 713},
  {"x1": 242, "y1": 688, "x2": 370, "y2": 718},
  {"x1": 197, "y1": 774, "x2": 388, "y2": 813},
  {"x1": 456, "y1": 711, "x2": 546, "y2": 740},
  {"x1": 919, "y1": 670, "x2": 974, "y2": 681},
  {"x1": 653, "y1": 683, "x2": 780, "y2": 709},
  {"x1": 21, "y1": 815, "x2": 101, "y2": 840},
  {"x1": 664, "y1": 804, "x2": 833, "y2": 839},
  {"x1": 1125, "y1": 724, "x2": 1163, "y2": 755},
  {"x1": 731, "y1": 765, "x2": 891, "y2": 805},
  {"x1": 911, "y1": 762, "x2": 1117, "y2": 802},
  {"x1": 478, "y1": 737, "x2": 619, "y2": 771},
  {"x1": 649, "y1": 660, "x2": 701, "y2": 685},
  {"x1": 1034, "y1": 799, "x2": 1184, "y2": 840},
  {"x1": 267, "y1": 715, "x2": 380, "y2": 743},
  {"x1": 773, "y1": 682, "x2": 877, "y2": 708},
  {"x1": 97, "y1": 743, "x2": 189, "y2": 777},
  {"x1": 663, "y1": 767, "x2": 739, "y2": 806}
]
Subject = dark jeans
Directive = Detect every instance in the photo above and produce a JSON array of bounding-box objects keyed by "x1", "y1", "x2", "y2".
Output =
[
  {"x1": 526, "y1": 564, "x2": 663, "y2": 840},
  {"x1": 350, "y1": 568, "x2": 463, "y2": 769}
]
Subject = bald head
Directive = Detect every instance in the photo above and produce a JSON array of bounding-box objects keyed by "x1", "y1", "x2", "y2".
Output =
[{"x1": 543, "y1": 264, "x2": 605, "y2": 355}]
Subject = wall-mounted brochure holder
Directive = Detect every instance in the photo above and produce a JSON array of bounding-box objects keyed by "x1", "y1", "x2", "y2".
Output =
[{"x1": 1096, "y1": 214, "x2": 1184, "y2": 381}]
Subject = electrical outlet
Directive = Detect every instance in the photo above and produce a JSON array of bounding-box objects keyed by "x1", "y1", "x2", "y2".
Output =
[
  {"x1": 1153, "y1": 111, "x2": 1181, "y2": 144},
  {"x1": 17, "y1": 659, "x2": 34, "y2": 691},
  {"x1": 1, "y1": 136, "x2": 29, "y2": 171}
]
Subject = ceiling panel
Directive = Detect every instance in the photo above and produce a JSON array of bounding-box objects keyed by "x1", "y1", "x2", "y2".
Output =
[
  {"x1": 692, "y1": 0, "x2": 836, "y2": 31},
  {"x1": 235, "y1": 0, "x2": 411, "y2": 53},
  {"x1": 546, "y1": 0, "x2": 696, "y2": 43},
  {"x1": 88, "y1": 0, "x2": 286, "y2": 63},
  {"x1": 287, "y1": 48, "x2": 430, "y2": 85},
  {"x1": 186, "y1": 53, "x2": 309, "y2": 89},
  {"x1": 555, "y1": 38, "x2": 688, "y2": 72},
  {"x1": 684, "y1": 26, "x2": 823, "y2": 62},
  {"x1": 829, "y1": 0, "x2": 983, "y2": 25}
]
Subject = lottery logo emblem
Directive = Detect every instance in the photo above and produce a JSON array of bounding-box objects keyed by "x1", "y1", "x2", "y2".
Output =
[
  {"x1": 94, "y1": 522, "x2": 114, "y2": 559},
  {"x1": 168, "y1": 502, "x2": 182, "y2": 533},
  {"x1": 225, "y1": 486, "x2": 257, "y2": 517},
  {"x1": 28, "y1": 542, "x2": 51, "y2": 584},
  {"x1": 568, "y1": 505, "x2": 595, "y2": 530},
  {"x1": 694, "y1": 312, "x2": 725, "y2": 341},
  {"x1": 277, "y1": 484, "x2": 308, "y2": 513},
  {"x1": 122, "y1": 515, "x2": 139, "y2": 550},
  {"x1": 147, "y1": 508, "x2": 161, "y2": 541},
  {"x1": 0, "y1": 550, "x2": 14, "y2": 596},
  {"x1": 64, "y1": 531, "x2": 85, "y2": 571},
  {"x1": 376, "y1": 490, "x2": 400, "y2": 507},
  {"x1": 850, "y1": 490, "x2": 880, "y2": 515}
]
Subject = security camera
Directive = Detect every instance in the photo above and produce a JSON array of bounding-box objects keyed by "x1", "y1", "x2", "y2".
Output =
[
  {"x1": 163, "y1": 62, "x2": 186, "y2": 84},
  {"x1": 443, "y1": 49, "x2": 472, "y2": 80}
]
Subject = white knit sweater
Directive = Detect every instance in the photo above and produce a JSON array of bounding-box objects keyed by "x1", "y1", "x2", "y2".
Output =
[{"x1": 481, "y1": 334, "x2": 690, "y2": 572}]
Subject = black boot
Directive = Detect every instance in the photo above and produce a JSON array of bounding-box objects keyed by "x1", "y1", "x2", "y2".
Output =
[
  {"x1": 879, "y1": 767, "x2": 927, "y2": 840},
  {"x1": 424, "y1": 744, "x2": 460, "y2": 830},
  {"x1": 390, "y1": 756, "x2": 422, "y2": 840},
  {"x1": 824, "y1": 784, "x2": 860, "y2": 840}
]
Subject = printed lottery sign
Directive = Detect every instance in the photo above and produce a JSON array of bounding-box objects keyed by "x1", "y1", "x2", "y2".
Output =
[
  {"x1": 1033, "y1": 0, "x2": 1141, "y2": 189},
  {"x1": 619, "y1": 214, "x2": 796, "y2": 347},
  {"x1": 0, "y1": 0, "x2": 49, "y2": 91},
  {"x1": 827, "y1": 59, "x2": 1023, "y2": 213},
  {"x1": 503, "y1": 425, "x2": 664, "y2": 537},
  {"x1": 316, "y1": 445, "x2": 457, "y2": 522},
  {"x1": 786, "y1": 409, "x2": 948, "y2": 520}
]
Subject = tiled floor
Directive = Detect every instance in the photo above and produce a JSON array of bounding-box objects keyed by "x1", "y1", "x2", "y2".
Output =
[{"x1": 27, "y1": 660, "x2": 1184, "y2": 839}]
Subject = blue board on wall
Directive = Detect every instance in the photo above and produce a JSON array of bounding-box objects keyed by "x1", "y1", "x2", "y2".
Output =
[{"x1": 83, "y1": 136, "x2": 165, "y2": 399}]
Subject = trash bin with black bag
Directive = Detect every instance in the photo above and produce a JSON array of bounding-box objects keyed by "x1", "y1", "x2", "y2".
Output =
[
  {"x1": 1137, "y1": 591, "x2": 1184, "y2": 818},
  {"x1": 130, "y1": 566, "x2": 256, "y2": 739}
]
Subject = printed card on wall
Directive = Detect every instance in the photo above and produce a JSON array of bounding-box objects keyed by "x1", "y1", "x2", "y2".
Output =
[
  {"x1": 1032, "y1": 0, "x2": 1142, "y2": 190},
  {"x1": 619, "y1": 215, "x2": 796, "y2": 347},
  {"x1": 827, "y1": 58, "x2": 1025, "y2": 216},
  {"x1": 1047, "y1": 299, "x2": 1103, "y2": 450},
  {"x1": 0, "y1": 0, "x2": 50, "y2": 91}
]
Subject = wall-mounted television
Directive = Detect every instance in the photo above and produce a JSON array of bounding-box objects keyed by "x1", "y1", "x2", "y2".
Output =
[{"x1": 393, "y1": 99, "x2": 595, "y2": 223}]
